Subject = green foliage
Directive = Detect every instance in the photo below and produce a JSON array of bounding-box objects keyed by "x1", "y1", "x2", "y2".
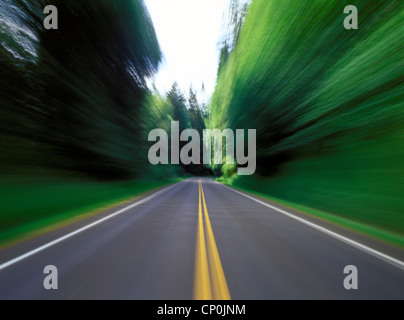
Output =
[
  {"x1": 211, "y1": 0, "x2": 404, "y2": 234},
  {"x1": 1, "y1": 0, "x2": 210, "y2": 180},
  {"x1": 0, "y1": 1, "x2": 209, "y2": 244},
  {"x1": 188, "y1": 87, "x2": 205, "y2": 134},
  {"x1": 164, "y1": 83, "x2": 210, "y2": 175},
  {"x1": 1, "y1": 0, "x2": 162, "y2": 178},
  {"x1": 0, "y1": 176, "x2": 177, "y2": 247},
  {"x1": 168, "y1": 82, "x2": 192, "y2": 131}
]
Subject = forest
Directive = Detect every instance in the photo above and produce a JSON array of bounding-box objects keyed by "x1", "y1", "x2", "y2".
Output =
[
  {"x1": 0, "y1": 0, "x2": 206, "y2": 244},
  {"x1": 1, "y1": 0, "x2": 403, "y2": 246},
  {"x1": 209, "y1": 0, "x2": 404, "y2": 240}
]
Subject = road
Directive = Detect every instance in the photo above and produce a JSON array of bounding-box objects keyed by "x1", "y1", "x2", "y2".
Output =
[{"x1": 0, "y1": 178, "x2": 403, "y2": 299}]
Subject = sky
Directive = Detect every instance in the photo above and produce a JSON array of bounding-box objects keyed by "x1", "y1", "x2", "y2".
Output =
[{"x1": 144, "y1": 0, "x2": 229, "y2": 102}]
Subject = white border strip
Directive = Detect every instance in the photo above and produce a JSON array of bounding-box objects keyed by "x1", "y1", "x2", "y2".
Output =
[
  {"x1": 223, "y1": 184, "x2": 404, "y2": 270},
  {"x1": 0, "y1": 183, "x2": 179, "y2": 271}
]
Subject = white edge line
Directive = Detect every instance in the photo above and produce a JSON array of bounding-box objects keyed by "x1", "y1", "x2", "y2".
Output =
[
  {"x1": 222, "y1": 184, "x2": 404, "y2": 271},
  {"x1": 0, "y1": 182, "x2": 179, "y2": 271}
]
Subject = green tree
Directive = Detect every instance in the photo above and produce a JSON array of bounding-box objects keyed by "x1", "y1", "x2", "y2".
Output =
[
  {"x1": 168, "y1": 82, "x2": 191, "y2": 131},
  {"x1": 188, "y1": 87, "x2": 205, "y2": 134},
  {"x1": 4, "y1": 0, "x2": 162, "y2": 178},
  {"x1": 210, "y1": 0, "x2": 404, "y2": 233}
]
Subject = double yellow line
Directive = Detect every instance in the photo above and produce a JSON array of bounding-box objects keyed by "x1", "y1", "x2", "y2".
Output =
[{"x1": 194, "y1": 180, "x2": 231, "y2": 300}]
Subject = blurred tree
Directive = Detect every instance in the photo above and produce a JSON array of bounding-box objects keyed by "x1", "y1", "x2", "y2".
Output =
[
  {"x1": 188, "y1": 87, "x2": 205, "y2": 134},
  {"x1": 210, "y1": 0, "x2": 404, "y2": 233},
  {"x1": 2, "y1": 0, "x2": 162, "y2": 179},
  {"x1": 168, "y1": 82, "x2": 191, "y2": 132}
]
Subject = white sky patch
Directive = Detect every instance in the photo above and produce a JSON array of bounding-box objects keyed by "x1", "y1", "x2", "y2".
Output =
[{"x1": 144, "y1": 0, "x2": 229, "y2": 102}]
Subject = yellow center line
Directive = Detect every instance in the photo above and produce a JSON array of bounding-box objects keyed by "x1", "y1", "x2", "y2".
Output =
[
  {"x1": 193, "y1": 181, "x2": 212, "y2": 300},
  {"x1": 194, "y1": 180, "x2": 231, "y2": 300}
]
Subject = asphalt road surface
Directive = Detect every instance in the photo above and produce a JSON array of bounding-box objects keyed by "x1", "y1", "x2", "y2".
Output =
[{"x1": 0, "y1": 178, "x2": 403, "y2": 299}]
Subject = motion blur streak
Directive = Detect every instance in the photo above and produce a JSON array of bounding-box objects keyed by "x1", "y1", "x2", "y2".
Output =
[
  {"x1": 210, "y1": 0, "x2": 404, "y2": 239},
  {"x1": 0, "y1": 0, "x2": 207, "y2": 246},
  {"x1": 1, "y1": 0, "x2": 404, "y2": 300},
  {"x1": 0, "y1": 183, "x2": 177, "y2": 272}
]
